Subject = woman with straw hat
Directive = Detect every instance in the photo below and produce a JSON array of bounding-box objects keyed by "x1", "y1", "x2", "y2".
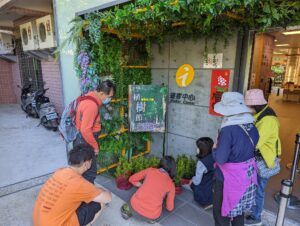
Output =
[{"x1": 212, "y1": 92, "x2": 259, "y2": 226}]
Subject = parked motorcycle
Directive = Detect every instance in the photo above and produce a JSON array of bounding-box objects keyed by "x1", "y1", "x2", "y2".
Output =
[
  {"x1": 34, "y1": 88, "x2": 59, "y2": 131},
  {"x1": 17, "y1": 84, "x2": 38, "y2": 118}
]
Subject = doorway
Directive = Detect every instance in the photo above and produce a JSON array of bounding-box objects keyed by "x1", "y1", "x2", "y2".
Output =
[{"x1": 249, "y1": 27, "x2": 300, "y2": 222}]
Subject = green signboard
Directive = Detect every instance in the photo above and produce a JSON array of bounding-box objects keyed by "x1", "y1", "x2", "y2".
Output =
[{"x1": 129, "y1": 85, "x2": 167, "y2": 132}]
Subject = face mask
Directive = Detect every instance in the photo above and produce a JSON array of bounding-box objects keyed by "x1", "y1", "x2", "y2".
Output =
[{"x1": 103, "y1": 97, "x2": 111, "y2": 105}]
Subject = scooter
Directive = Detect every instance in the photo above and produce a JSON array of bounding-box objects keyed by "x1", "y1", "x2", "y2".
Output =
[
  {"x1": 34, "y1": 88, "x2": 59, "y2": 131},
  {"x1": 17, "y1": 84, "x2": 38, "y2": 118}
]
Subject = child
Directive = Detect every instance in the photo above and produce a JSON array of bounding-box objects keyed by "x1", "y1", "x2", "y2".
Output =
[
  {"x1": 190, "y1": 137, "x2": 215, "y2": 209},
  {"x1": 121, "y1": 156, "x2": 176, "y2": 223}
]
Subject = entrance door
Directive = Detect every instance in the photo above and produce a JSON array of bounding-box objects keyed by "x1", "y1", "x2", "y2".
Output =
[{"x1": 249, "y1": 33, "x2": 275, "y2": 99}]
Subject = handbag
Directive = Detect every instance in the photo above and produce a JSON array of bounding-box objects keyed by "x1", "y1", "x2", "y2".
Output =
[{"x1": 239, "y1": 125, "x2": 280, "y2": 179}]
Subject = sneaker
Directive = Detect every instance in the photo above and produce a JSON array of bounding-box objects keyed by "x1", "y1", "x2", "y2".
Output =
[
  {"x1": 147, "y1": 220, "x2": 156, "y2": 224},
  {"x1": 121, "y1": 204, "x2": 132, "y2": 220},
  {"x1": 202, "y1": 204, "x2": 213, "y2": 210},
  {"x1": 245, "y1": 216, "x2": 263, "y2": 226}
]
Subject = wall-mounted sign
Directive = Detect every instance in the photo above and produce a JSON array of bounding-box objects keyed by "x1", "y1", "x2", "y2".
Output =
[
  {"x1": 203, "y1": 53, "x2": 223, "y2": 68},
  {"x1": 209, "y1": 69, "x2": 230, "y2": 116},
  {"x1": 169, "y1": 92, "x2": 196, "y2": 105},
  {"x1": 129, "y1": 85, "x2": 167, "y2": 132},
  {"x1": 176, "y1": 64, "x2": 195, "y2": 87}
]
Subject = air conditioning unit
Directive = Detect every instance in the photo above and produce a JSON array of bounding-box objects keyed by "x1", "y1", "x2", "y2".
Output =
[
  {"x1": 0, "y1": 32, "x2": 14, "y2": 54},
  {"x1": 36, "y1": 15, "x2": 56, "y2": 49},
  {"x1": 20, "y1": 21, "x2": 39, "y2": 51}
]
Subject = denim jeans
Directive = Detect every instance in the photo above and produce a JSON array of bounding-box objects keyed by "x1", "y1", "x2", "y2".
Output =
[{"x1": 251, "y1": 175, "x2": 269, "y2": 220}]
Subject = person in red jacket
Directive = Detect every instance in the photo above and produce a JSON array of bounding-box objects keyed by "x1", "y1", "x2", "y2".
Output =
[
  {"x1": 73, "y1": 80, "x2": 115, "y2": 184},
  {"x1": 121, "y1": 156, "x2": 176, "y2": 223}
]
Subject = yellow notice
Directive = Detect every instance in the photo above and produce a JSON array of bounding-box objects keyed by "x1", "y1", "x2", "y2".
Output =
[{"x1": 176, "y1": 64, "x2": 195, "y2": 87}]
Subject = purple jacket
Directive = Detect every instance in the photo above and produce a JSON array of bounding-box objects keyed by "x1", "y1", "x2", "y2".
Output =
[{"x1": 216, "y1": 158, "x2": 257, "y2": 217}]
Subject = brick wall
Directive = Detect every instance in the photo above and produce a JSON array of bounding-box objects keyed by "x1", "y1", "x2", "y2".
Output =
[
  {"x1": 11, "y1": 59, "x2": 22, "y2": 103},
  {"x1": 41, "y1": 59, "x2": 63, "y2": 114},
  {"x1": 0, "y1": 59, "x2": 17, "y2": 104}
]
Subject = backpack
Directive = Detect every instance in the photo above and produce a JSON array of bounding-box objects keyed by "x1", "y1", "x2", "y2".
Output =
[{"x1": 58, "y1": 95, "x2": 99, "y2": 143}]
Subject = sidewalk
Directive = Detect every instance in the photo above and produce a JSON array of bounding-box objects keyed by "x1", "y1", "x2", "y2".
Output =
[
  {"x1": 0, "y1": 174, "x2": 299, "y2": 226},
  {"x1": 0, "y1": 104, "x2": 67, "y2": 187},
  {"x1": 96, "y1": 174, "x2": 300, "y2": 226}
]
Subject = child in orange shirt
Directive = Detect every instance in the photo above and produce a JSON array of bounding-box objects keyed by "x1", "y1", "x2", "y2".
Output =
[{"x1": 121, "y1": 156, "x2": 176, "y2": 223}]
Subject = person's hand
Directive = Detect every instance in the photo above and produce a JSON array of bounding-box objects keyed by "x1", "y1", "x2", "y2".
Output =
[
  {"x1": 135, "y1": 182, "x2": 142, "y2": 187},
  {"x1": 213, "y1": 142, "x2": 218, "y2": 149},
  {"x1": 94, "y1": 149, "x2": 99, "y2": 155}
]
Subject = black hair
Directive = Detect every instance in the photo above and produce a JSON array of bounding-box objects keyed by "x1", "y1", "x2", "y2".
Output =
[
  {"x1": 68, "y1": 144, "x2": 94, "y2": 166},
  {"x1": 159, "y1": 156, "x2": 176, "y2": 179},
  {"x1": 250, "y1": 104, "x2": 267, "y2": 114},
  {"x1": 96, "y1": 80, "x2": 116, "y2": 95},
  {"x1": 196, "y1": 137, "x2": 214, "y2": 159}
]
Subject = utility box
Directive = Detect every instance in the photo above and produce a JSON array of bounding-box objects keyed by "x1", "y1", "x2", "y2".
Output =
[
  {"x1": 36, "y1": 15, "x2": 56, "y2": 49},
  {"x1": 20, "y1": 21, "x2": 39, "y2": 51},
  {"x1": 0, "y1": 32, "x2": 14, "y2": 54}
]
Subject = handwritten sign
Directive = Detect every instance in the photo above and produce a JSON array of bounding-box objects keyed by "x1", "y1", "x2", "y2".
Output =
[
  {"x1": 176, "y1": 64, "x2": 195, "y2": 87},
  {"x1": 209, "y1": 69, "x2": 230, "y2": 116},
  {"x1": 203, "y1": 53, "x2": 223, "y2": 68},
  {"x1": 129, "y1": 85, "x2": 167, "y2": 132}
]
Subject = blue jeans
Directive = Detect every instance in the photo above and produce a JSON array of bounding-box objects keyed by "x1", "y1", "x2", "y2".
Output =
[{"x1": 251, "y1": 175, "x2": 269, "y2": 220}]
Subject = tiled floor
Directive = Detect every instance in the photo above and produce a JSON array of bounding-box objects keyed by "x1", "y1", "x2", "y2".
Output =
[{"x1": 95, "y1": 174, "x2": 214, "y2": 226}]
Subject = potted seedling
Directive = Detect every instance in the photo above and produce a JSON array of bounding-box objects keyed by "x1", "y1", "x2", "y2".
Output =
[
  {"x1": 115, "y1": 157, "x2": 133, "y2": 190},
  {"x1": 174, "y1": 176, "x2": 183, "y2": 195},
  {"x1": 176, "y1": 155, "x2": 190, "y2": 185},
  {"x1": 182, "y1": 157, "x2": 196, "y2": 185}
]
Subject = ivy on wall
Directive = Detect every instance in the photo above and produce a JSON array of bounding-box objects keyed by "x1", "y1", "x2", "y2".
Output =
[{"x1": 59, "y1": 0, "x2": 299, "y2": 165}]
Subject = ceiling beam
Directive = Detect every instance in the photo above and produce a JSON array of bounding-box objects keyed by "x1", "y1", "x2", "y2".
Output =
[
  {"x1": 7, "y1": 6, "x2": 48, "y2": 17},
  {"x1": 0, "y1": 25, "x2": 14, "y2": 31},
  {"x1": 13, "y1": 15, "x2": 39, "y2": 26}
]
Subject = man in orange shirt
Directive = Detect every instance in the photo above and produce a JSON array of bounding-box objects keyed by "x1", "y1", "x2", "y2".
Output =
[
  {"x1": 33, "y1": 144, "x2": 112, "y2": 226},
  {"x1": 73, "y1": 80, "x2": 115, "y2": 184}
]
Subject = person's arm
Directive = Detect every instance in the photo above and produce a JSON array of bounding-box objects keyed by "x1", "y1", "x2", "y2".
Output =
[
  {"x1": 212, "y1": 128, "x2": 232, "y2": 164},
  {"x1": 166, "y1": 183, "x2": 175, "y2": 212},
  {"x1": 75, "y1": 180, "x2": 111, "y2": 204},
  {"x1": 129, "y1": 168, "x2": 149, "y2": 186},
  {"x1": 191, "y1": 161, "x2": 207, "y2": 186},
  {"x1": 80, "y1": 105, "x2": 99, "y2": 153},
  {"x1": 93, "y1": 190, "x2": 112, "y2": 204}
]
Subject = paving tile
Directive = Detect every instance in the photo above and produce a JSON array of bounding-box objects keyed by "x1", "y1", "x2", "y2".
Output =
[
  {"x1": 95, "y1": 174, "x2": 113, "y2": 186},
  {"x1": 176, "y1": 188, "x2": 194, "y2": 203},
  {"x1": 101, "y1": 179, "x2": 137, "y2": 202},
  {"x1": 174, "y1": 203, "x2": 214, "y2": 226},
  {"x1": 160, "y1": 213, "x2": 197, "y2": 226},
  {"x1": 158, "y1": 196, "x2": 185, "y2": 222}
]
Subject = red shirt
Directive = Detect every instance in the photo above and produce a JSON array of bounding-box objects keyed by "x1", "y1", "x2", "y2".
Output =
[
  {"x1": 75, "y1": 92, "x2": 102, "y2": 151},
  {"x1": 129, "y1": 168, "x2": 175, "y2": 220}
]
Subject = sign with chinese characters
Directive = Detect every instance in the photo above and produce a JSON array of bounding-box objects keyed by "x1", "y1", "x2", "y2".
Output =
[
  {"x1": 176, "y1": 64, "x2": 195, "y2": 87},
  {"x1": 129, "y1": 85, "x2": 167, "y2": 132},
  {"x1": 203, "y1": 53, "x2": 223, "y2": 68},
  {"x1": 169, "y1": 92, "x2": 196, "y2": 105},
  {"x1": 209, "y1": 69, "x2": 230, "y2": 116}
]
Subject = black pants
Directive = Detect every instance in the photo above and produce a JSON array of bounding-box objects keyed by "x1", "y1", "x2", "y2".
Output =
[
  {"x1": 76, "y1": 202, "x2": 101, "y2": 226},
  {"x1": 73, "y1": 132, "x2": 99, "y2": 184},
  {"x1": 213, "y1": 180, "x2": 244, "y2": 226}
]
